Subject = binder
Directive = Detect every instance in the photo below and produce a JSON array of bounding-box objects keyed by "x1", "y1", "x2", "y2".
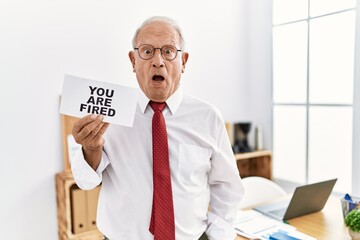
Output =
[
  {"x1": 87, "y1": 186, "x2": 101, "y2": 230},
  {"x1": 71, "y1": 187, "x2": 88, "y2": 234}
]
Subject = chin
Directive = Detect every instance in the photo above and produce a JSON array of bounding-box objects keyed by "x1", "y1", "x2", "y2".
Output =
[{"x1": 150, "y1": 92, "x2": 168, "y2": 102}]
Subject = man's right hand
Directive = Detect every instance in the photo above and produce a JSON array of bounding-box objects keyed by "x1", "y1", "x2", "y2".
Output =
[{"x1": 72, "y1": 114, "x2": 110, "y2": 170}]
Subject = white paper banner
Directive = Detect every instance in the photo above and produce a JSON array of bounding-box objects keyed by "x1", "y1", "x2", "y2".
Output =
[{"x1": 60, "y1": 74, "x2": 138, "y2": 127}]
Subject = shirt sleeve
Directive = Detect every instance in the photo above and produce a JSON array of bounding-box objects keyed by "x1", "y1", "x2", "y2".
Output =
[
  {"x1": 206, "y1": 116, "x2": 245, "y2": 240},
  {"x1": 70, "y1": 147, "x2": 110, "y2": 190}
]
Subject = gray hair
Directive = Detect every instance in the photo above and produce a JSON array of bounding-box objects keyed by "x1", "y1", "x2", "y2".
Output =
[{"x1": 132, "y1": 16, "x2": 185, "y2": 50}]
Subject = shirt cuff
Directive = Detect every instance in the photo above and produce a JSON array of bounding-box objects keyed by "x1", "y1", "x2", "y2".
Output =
[
  {"x1": 70, "y1": 148, "x2": 104, "y2": 190},
  {"x1": 206, "y1": 212, "x2": 237, "y2": 240}
]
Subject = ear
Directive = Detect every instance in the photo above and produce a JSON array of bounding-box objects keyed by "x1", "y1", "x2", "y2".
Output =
[
  {"x1": 128, "y1": 51, "x2": 136, "y2": 72},
  {"x1": 181, "y1": 52, "x2": 189, "y2": 73}
]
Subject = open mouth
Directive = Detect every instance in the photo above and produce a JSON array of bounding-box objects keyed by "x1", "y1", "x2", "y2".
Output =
[{"x1": 152, "y1": 75, "x2": 165, "y2": 81}]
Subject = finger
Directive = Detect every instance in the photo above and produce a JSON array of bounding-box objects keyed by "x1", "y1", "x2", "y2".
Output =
[
  {"x1": 87, "y1": 123, "x2": 110, "y2": 144},
  {"x1": 78, "y1": 115, "x2": 104, "y2": 140},
  {"x1": 75, "y1": 115, "x2": 105, "y2": 142},
  {"x1": 73, "y1": 114, "x2": 98, "y2": 134},
  {"x1": 83, "y1": 122, "x2": 106, "y2": 144},
  {"x1": 83, "y1": 124, "x2": 110, "y2": 151},
  {"x1": 98, "y1": 123, "x2": 110, "y2": 139},
  {"x1": 98, "y1": 123, "x2": 110, "y2": 136}
]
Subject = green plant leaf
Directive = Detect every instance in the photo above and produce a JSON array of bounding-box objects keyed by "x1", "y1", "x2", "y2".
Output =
[{"x1": 345, "y1": 209, "x2": 360, "y2": 232}]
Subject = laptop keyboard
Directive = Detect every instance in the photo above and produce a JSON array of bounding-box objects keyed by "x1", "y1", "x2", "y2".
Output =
[{"x1": 269, "y1": 208, "x2": 287, "y2": 216}]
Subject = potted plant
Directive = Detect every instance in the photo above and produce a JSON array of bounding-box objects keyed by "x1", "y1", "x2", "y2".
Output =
[{"x1": 345, "y1": 209, "x2": 360, "y2": 239}]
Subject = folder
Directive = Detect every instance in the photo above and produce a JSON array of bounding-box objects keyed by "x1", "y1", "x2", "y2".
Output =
[
  {"x1": 269, "y1": 231, "x2": 301, "y2": 240},
  {"x1": 87, "y1": 186, "x2": 101, "y2": 230},
  {"x1": 71, "y1": 187, "x2": 88, "y2": 234}
]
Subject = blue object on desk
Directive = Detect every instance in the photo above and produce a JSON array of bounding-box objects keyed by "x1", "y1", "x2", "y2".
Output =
[
  {"x1": 269, "y1": 231, "x2": 301, "y2": 240},
  {"x1": 343, "y1": 193, "x2": 359, "y2": 215},
  {"x1": 345, "y1": 193, "x2": 353, "y2": 201}
]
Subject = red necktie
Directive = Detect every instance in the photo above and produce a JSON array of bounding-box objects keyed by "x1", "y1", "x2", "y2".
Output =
[{"x1": 148, "y1": 101, "x2": 175, "y2": 240}]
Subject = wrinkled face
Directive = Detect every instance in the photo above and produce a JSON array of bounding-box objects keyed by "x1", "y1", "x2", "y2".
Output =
[{"x1": 129, "y1": 21, "x2": 189, "y2": 102}]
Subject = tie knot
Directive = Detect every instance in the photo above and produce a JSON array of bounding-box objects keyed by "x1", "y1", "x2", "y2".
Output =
[{"x1": 149, "y1": 101, "x2": 166, "y2": 112}]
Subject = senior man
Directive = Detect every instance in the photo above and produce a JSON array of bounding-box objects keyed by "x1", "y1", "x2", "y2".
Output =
[{"x1": 71, "y1": 16, "x2": 244, "y2": 240}]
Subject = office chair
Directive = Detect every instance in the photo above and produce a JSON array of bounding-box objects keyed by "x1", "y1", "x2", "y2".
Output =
[{"x1": 238, "y1": 176, "x2": 287, "y2": 209}]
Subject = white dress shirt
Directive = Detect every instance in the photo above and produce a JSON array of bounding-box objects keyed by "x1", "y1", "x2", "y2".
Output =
[{"x1": 71, "y1": 87, "x2": 244, "y2": 240}]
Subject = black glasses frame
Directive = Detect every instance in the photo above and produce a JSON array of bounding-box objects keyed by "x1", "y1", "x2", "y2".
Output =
[{"x1": 134, "y1": 44, "x2": 182, "y2": 61}]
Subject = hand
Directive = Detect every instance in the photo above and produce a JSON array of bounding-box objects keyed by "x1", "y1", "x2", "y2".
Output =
[
  {"x1": 72, "y1": 114, "x2": 110, "y2": 151},
  {"x1": 72, "y1": 114, "x2": 110, "y2": 169}
]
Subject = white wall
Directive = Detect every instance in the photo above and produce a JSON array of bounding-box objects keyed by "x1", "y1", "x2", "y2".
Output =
[
  {"x1": 246, "y1": 0, "x2": 273, "y2": 151},
  {"x1": 0, "y1": 0, "x2": 272, "y2": 239}
]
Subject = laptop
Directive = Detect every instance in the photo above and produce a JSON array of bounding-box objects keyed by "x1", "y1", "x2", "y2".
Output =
[{"x1": 254, "y1": 178, "x2": 337, "y2": 221}]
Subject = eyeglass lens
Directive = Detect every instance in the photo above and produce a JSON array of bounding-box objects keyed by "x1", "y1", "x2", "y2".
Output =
[{"x1": 137, "y1": 44, "x2": 179, "y2": 60}]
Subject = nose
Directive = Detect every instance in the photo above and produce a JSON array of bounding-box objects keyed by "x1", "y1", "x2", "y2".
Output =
[{"x1": 151, "y1": 49, "x2": 164, "y2": 68}]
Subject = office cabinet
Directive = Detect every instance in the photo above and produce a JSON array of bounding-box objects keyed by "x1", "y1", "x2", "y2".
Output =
[
  {"x1": 56, "y1": 171, "x2": 103, "y2": 240},
  {"x1": 235, "y1": 150, "x2": 272, "y2": 179}
]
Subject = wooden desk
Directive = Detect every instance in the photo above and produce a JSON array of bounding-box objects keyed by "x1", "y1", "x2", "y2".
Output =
[{"x1": 235, "y1": 196, "x2": 350, "y2": 240}]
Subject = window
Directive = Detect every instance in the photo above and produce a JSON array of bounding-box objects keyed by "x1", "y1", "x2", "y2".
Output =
[{"x1": 272, "y1": 0, "x2": 357, "y2": 193}]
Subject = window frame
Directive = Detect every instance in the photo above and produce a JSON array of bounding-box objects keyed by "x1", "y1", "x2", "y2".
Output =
[{"x1": 271, "y1": 1, "x2": 359, "y2": 195}]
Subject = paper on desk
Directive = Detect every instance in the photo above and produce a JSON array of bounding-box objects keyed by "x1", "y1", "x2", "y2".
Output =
[
  {"x1": 60, "y1": 74, "x2": 138, "y2": 126},
  {"x1": 234, "y1": 210, "x2": 316, "y2": 240}
]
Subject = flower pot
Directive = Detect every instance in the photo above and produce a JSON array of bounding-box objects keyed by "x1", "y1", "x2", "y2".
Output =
[{"x1": 349, "y1": 229, "x2": 360, "y2": 240}]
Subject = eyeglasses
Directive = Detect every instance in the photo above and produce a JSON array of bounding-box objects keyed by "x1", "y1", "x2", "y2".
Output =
[{"x1": 134, "y1": 44, "x2": 182, "y2": 61}]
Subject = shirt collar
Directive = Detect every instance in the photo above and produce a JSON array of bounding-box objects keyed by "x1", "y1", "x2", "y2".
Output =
[{"x1": 138, "y1": 86, "x2": 183, "y2": 115}]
